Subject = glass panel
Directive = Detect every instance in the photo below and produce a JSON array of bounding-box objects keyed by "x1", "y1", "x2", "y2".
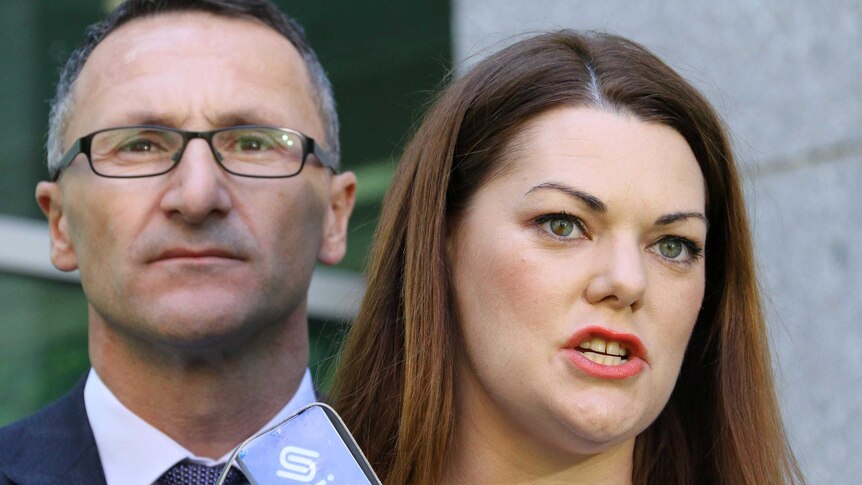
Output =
[{"x1": 0, "y1": 273, "x2": 89, "y2": 425}]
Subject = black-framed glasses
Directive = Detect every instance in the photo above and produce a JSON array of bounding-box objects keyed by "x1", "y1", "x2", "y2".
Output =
[{"x1": 52, "y1": 125, "x2": 337, "y2": 180}]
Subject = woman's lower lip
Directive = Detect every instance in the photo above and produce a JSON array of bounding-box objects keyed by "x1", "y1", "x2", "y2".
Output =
[{"x1": 563, "y1": 348, "x2": 645, "y2": 379}]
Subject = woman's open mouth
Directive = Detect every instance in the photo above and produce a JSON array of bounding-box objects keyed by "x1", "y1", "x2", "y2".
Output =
[
  {"x1": 564, "y1": 326, "x2": 647, "y2": 379},
  {"x1": 575, "y1": 336, "x2": 630, "y2": 366}
]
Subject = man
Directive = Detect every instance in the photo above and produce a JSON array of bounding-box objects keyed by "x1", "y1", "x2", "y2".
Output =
[{"x1": 0, "y1": 1, "x2": 355, "y2": 484}]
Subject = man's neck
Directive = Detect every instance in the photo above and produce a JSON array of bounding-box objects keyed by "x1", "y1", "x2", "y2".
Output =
[{"x1": 89, "y1": 315, "x2": 310, "y2": 458}]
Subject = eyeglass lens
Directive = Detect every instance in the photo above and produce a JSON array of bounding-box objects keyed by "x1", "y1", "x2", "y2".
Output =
[{"x1": 89, "y1": 127, "x2": 306, "y2": 177}]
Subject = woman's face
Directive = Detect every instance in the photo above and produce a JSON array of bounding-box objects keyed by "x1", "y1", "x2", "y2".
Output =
[{"x1": 448, "y1": 107, "x2": 707, "y2": 459}]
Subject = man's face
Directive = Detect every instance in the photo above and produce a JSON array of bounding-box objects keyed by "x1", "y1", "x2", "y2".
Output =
[{"x1": 36, "y1": 12, "x2": 355, "y2": 351}]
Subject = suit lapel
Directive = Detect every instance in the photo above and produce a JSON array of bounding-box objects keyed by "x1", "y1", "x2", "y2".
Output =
[{"x1": 0, "y1": 375, "x2": 107, "y2": 485}]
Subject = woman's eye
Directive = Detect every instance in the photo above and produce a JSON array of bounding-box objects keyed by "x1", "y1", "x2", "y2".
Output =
[
  {"x1": 536, "y1": 214, "x2": 584, "y2": 239},
  {"x1": 651, "y1": 236, "x2": 703, "y2": 264},
  {"x1": 549, "y1": 218, "x2": 574, "y2": 237},
  {"x1": 658, "y1": 239, "x2": 684, "y2": 259}
]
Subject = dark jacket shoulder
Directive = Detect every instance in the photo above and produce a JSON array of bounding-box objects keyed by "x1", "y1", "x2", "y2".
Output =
[{"x1": 0, "y1": 376, "x2": 106, "y2": 485}]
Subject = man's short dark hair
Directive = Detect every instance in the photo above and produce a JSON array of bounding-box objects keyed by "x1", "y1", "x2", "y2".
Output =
[{"x1": 46, "y1": 0, "x2": 339, "y2": 178}]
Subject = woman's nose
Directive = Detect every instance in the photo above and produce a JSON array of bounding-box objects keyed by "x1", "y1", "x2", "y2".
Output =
[{"x1": 584, "y1": 236, "x2": 647, "y2": 310}]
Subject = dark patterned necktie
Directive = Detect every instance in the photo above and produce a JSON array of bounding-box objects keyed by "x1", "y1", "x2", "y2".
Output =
[{"x1": 157, "y1": 460, "x2": 248, "y2": 485}]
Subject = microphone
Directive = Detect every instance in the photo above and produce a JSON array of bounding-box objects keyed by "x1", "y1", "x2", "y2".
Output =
[{"x1": 216, "y1": 403, "x2": 381, "y2": 485}]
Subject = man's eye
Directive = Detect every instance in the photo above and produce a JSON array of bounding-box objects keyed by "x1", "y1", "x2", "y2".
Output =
[
  {"x1": 536, "y1": 213, "x2": 584, "y2": 239},
  {"x1": 237, "y1": 137, "x2": 271, "y2": 151},
  {"x1": 121, "y1": 139, "x2": 155, "y2": 152}
]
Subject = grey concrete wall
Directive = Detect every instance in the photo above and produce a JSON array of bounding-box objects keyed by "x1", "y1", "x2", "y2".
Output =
[{"x1": 452, "y1": 1, "x2": 862, "y2": 483}]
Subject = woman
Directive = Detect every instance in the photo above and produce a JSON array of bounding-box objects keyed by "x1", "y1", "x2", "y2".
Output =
[{"x1": 329, "y1": 31, "x2": 803, "y2": 484}]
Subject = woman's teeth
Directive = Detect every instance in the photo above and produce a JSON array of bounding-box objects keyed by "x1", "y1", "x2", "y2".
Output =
[
  {"x1": 581, "y1": 352, "x2": 624, "y2": 366},
  {"x1": 577, "y1": 337, "x2": 629, "y2": 366}
]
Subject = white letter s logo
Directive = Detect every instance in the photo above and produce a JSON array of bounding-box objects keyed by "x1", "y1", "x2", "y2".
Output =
[{"x1": 276, "y1": 446, "x2": 319, "y2": 482}]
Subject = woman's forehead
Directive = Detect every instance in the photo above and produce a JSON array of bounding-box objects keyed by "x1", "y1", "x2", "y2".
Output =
[{"x1": 483, "y1": 107, "x2": 705, "y2": 210}]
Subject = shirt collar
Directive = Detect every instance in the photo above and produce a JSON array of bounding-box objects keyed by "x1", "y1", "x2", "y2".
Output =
[{"x1": 84, "y1": 367, "x2": 317, "y2": 485}]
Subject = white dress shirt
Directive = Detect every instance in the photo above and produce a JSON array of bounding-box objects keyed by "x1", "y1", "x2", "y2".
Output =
[{"x1": 84, "y1": 367, "x2": 317, "y2": 485}]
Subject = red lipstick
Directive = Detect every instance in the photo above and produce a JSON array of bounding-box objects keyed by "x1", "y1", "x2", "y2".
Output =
[{"x1": 562, "y1": 325, "x2": 647, "y2": 380}]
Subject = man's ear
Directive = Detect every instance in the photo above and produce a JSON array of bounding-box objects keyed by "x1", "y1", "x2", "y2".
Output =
[
  {"x1": 35, "y1": 181, "x2": 79, "y2": 272},
  {"x1": 318, "y1": 171, "x2": 357, "y2": 266}
]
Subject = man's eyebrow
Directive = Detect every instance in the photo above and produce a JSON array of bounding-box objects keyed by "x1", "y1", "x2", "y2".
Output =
[
  {"x1": 214, "y1": 111, "x2": 277, "y2": 127},
  {"x1": 524, "y1": 182, "x2": 608, "y2": 213},
  {"x1": 115, "y1": 112, "x2": 176, "y2": 127},
  {"x1": 112, "y1": 111, "x2": 283, "y2": 129},
  {"x1": 655, "y1": 211, "x2": 709, "y2": 228}
]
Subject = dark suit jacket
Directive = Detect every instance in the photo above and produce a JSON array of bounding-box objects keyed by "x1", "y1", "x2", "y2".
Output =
[{"x1": 0, "y1": 376, "x2": 107, "y2": 485}]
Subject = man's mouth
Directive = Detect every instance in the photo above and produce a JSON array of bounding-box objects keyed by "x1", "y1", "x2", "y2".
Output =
[{"x1": 152, "y1": 248, "x2": 243, "y2": 262}]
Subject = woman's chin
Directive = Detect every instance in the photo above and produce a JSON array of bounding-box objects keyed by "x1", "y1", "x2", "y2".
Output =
[{"x1": 542, "y1": 398, "x2": 651, "y2": 455}]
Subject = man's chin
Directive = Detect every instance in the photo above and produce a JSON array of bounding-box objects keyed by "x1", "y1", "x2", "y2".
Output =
[
  {"x1": 93, "y1": 286, "x2": 302, "y2": 353},
  {"x1": 106, "y1": 304, "x2": 276, "y2": 355}
]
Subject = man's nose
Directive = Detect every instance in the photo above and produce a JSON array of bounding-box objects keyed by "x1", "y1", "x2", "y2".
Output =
[
  {"x1": 159, "y1": 139, "x2": 233, "y2": 224},
  {"x1": 584, "y1": 235, "x2": 647, "y2": 310}
]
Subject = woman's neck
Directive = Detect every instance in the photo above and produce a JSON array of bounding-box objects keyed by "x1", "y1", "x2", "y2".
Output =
[
  {"x1": 441, "y1": 387, "x2": 636, "y2": 485},
  {"x1": 442, "y1": 424, "x2": 635, "y2": 485}
]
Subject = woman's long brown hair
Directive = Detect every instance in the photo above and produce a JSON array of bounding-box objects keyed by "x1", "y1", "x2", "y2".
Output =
[{"x1": 328, "y1": 31, "x2": 803, "y2": 485}]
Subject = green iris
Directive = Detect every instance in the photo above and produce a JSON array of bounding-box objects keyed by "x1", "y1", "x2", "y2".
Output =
[
  {"x1": 549, "y1": 218, "x2": 574, "y2": 237},
  {"x1": 658, "y1": 239, "x2": 683, "y2": 259}
]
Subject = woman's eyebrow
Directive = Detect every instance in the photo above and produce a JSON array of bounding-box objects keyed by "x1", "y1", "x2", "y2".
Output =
[
  {"x1": 524, "y1": 182, "x2": 708, "y2": 227},
  {"x1": 524, "y1": 182, "x2": 608, "y2": 213},
  {"x1": 655, "y1": 211, "x2": 709, "y2": 228}
]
